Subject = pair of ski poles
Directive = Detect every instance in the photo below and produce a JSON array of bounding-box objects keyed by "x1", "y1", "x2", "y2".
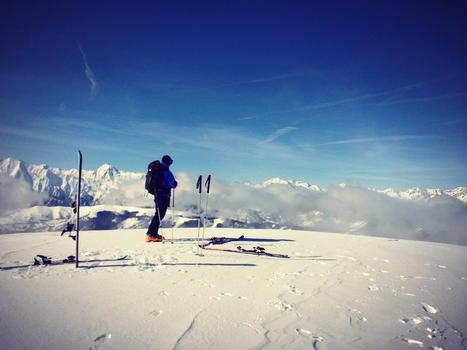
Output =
[{"x1": 196, "y1": 175, "x2": 211, "y2": 255}]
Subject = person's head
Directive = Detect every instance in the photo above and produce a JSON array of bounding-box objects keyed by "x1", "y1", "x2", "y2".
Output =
[{"x1": 162, "y1": 155, "x2": 173, "y2": 166}]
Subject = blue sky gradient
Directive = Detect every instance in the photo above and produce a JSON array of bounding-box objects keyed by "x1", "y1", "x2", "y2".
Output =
[{"x1": 1, "y1": 1, "x2": 466, "y2": 189}]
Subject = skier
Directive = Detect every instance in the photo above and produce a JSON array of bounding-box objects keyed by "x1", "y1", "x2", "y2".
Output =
[{"x1": 146, "y1": 155, "x2": 177, "y2": 242}]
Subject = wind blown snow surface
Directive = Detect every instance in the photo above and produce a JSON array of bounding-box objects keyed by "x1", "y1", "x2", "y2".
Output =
[{"x1": 0, "y1": 228, "x2": 466, "y2": 349}]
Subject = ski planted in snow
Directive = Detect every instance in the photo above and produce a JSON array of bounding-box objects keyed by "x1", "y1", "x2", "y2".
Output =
[
  {"x1": 57, "y1": 151, "x2": 82, "y2": 265},
  {"x1": 196, "y1": 175, "x2": 203, "y2": 255},
  {"x1": 76, "y1": 150, "x2": 83, "y2": 268}
]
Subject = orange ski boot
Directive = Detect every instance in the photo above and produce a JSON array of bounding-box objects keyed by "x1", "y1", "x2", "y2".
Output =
[{"x1": 146, "y1": 234, "x2": 165, "y2": 242}]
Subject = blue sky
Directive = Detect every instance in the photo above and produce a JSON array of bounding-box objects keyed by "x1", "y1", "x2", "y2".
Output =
[{"x1": 1, "y1": 1, "x2": 466, "y2": 189}]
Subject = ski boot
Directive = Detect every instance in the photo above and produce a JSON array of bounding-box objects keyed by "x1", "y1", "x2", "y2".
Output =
[{"x1": 146, "y1": 234, "x2": 165, "y2": 242}]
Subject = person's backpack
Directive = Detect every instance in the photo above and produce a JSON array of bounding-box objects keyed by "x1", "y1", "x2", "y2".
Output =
[{"x1": 145, "y1": 160, "x2": 164, "y2": 195}]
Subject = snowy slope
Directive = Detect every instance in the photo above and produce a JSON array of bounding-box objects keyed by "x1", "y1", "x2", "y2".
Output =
[{"x1": 0, "y1": 228, "x2": 465, "y2": 350}]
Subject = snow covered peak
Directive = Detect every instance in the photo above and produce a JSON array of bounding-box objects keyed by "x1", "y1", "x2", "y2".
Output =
[
  {"x1": 376, "y1": 187, "x2": 467, "y2": 203},
  {"x1": 398, "y1": 187, "x2": 448, "y2": 201},
  {"x1": 445, "y1": 187, "x2": 467, "y2": 202},
  {"x1": 96, "y1": 164, "x2": 120, "y2": 179},
  {"x1": 379, "y1": 188, "x2": 399, "y2": 198},
  {"x1": 0, "y1": 157, "x2": 24, "y2": 171},
  {"x1": 263, "y1": 177, "x2": 289, "y2": 186},
  {"x1": 0, "y1": 157, "x2": 30, "y2": 181},
  {"x1": 259, "y1": 178, "x2": 322, "y2": 191}
]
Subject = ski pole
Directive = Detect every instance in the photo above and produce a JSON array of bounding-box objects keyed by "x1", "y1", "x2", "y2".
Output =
[
  {"x1": 171, "y1": 188, "x2": 175, "y2": 240},
  {"x1": 202, "y1": 175, "x2": 211, "y2": 241},
  {"x1": 196, "y1": 175, "x2": 203, "y2": 255}
]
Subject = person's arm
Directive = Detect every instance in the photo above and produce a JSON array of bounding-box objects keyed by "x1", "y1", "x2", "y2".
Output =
[{"x1": 164, "y1": 170, "x2": 177, "y2": 189}]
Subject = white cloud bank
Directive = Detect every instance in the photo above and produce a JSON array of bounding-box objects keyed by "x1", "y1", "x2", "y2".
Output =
[
  {"x1": 0, "y1": 176, "x2": 47, "y2": 215},
  {"x1": 1, "y1": 170, "x2": 465, "y2": 245},
  {"x1": 101, "y1": 174, "x2": 467, "y2": 246}
]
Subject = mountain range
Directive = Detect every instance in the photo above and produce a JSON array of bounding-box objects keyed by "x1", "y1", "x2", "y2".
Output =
[
  {"x1": 1, "y1": 157, "x2": 466, "y2": 246},
  {"x1": 1, "y1": 157, "x2": 466, "y2": 205}
]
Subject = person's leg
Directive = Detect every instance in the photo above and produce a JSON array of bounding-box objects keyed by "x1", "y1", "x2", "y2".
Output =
[
  {"x1": 147, "y1": 197, "x2": 161, "y2": 236},
  {"x1": 147, "y1": 195, "x2": 170, "y2": 237},
  {"x1": 158, "y1": 196, "x2": 170, "y2": 223},
  {"x1": 147, "y1": 214, "x2": 159, "y2": 236}
]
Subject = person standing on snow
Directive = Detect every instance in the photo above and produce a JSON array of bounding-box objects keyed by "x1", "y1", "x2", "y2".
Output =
[{"x1": 146, "y1": 155, "x2": 177, "y2": 242}]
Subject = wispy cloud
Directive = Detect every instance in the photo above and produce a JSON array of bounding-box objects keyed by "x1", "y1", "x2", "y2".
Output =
[
  {"x1": 313, "y1": 135, "x2": 444, "y2": 147},
  {"x1": 78, "y1": 44, "x2": 99, "y2": 100},
  {"x1": 223, "y1": 69, "x2": 318, "y2": 87},
  {"x1": 1, "y1": 116, "x2": 305, "y2": 163},
  {"x1": 373, "y1": 91, "x2": 467, "y2": 106},
  {"x1": 240, "y1": 81, "x2": 433, "y2": 121},
  {"x1": 128, "y1": 122, "x2": 304, "y2": 161},
  {"x1": 444, "y1": 118, "x2": 467, "y2": 126},
  {"x1": 47, "y1": 117, "x2": 129, "y2": 135},
  {"x1": 0, "y1": 124, "x2": 142, "y2": 155},
  {"x1": 263, "y1": 127, "x2": 298, "y2": 143}
]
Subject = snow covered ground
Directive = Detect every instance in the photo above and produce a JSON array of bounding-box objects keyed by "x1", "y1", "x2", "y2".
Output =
[{"x1": 1, "y1": 228, "x2": 466, "y2": 349}]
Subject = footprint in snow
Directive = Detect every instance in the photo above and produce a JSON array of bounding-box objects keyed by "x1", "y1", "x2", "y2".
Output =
[
  {"x1": 421, "y1": 302, "x2": 438, "y2": 314},
  {"x1": 149, "y1": 310, "x2": 163, "y2": 317},
  {"x1": 90, "y1": 334, "x2": 111, "y2": 350},
  {"x1": 295, "y1": 328, "x2": 312, "y2": 336},
  {"x1": 401, "y1": 338, "x2": 423, "y2": 347},
  {"x1": 312, "y1": 335, "x2": 325, "y2": 350},
  {"x1": 426, "y1": 327, "x2": 443, "y2": 339},
  {"x1": 272, "y1": 299, "x2": 293, "y2": 311},
  {"x1": 348, "y1": 310, "x2": 368, "y2": 330},
  {"x1": 289, "y1": 285, "x2": 304, "y2": 295},
  {"x1": 399, "y1": 316, "x2": 424, "y2": 325}
]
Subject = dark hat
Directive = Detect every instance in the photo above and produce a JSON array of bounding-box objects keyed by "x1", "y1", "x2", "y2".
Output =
[{"x1": 162, "y1": 155, "x2": 173, "y2": 166}]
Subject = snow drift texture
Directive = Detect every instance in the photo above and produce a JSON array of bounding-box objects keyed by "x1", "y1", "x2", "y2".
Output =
[
  {"x1": 0, "y1": 158, "x2": 466, "y2": 245},
  {"x1": 1, "y1": 228, "x2": 466, "y2": 350}
]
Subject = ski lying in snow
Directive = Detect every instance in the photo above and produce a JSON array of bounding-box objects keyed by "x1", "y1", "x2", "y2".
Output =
[
  {"x1": 0, "y1": 255, "x2": 129, "y2": 270},
  {"x1": 199, "y1": 235, "x2": 245, "y2": 248},
  {"x1": 34, "y1": 254, "x2": 76, "y2": 265},
  {"x1": 165, "y1": 235, "x2": 245, "y2": 245},
  {"x1": 200, "y1": 245, "x2": 289, "y2": 259}
]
